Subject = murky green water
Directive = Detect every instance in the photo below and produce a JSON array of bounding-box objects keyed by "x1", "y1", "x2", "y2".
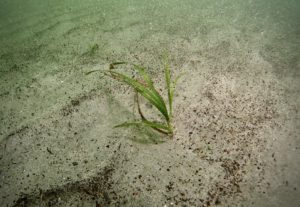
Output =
[{"x1": 0, "y1": 1, "x2": 299, "y2": 207}]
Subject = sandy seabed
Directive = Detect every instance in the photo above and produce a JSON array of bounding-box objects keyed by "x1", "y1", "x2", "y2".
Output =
[{"x1": 0, "y1": 0, "x2": 299, "y2": 206}]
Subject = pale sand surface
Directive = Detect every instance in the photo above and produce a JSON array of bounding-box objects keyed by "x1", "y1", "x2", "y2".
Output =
[{"x1": 0, "y1": 0, "x2": 299, "y2": 206}]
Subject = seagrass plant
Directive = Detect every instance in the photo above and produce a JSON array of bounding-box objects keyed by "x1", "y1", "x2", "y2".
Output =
[{"x1": 87, "y1": 57, "x2": 183, "y2": 136}]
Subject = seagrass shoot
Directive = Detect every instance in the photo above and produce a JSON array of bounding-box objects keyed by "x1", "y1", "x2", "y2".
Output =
[{"x1": 86, "y1": 57, "x2": 184, "y2": 137}]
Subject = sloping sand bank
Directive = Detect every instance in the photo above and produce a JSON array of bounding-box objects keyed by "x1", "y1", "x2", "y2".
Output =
[{"x1": 0, "y1": 0, "x2": 299, "y2": 206}]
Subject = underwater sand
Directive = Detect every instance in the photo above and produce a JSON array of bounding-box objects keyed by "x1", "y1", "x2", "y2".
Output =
[{"x1": 0, "y1": 0, "x2": 299, "y2": 206}]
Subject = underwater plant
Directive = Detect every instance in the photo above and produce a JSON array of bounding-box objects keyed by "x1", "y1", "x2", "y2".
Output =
[
  {"x1": 88, "y1": 43, "x2": 99, "y2": 56},
  {"x1": 87, "y1": 57, "x2": 183, "y2": 137}
]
